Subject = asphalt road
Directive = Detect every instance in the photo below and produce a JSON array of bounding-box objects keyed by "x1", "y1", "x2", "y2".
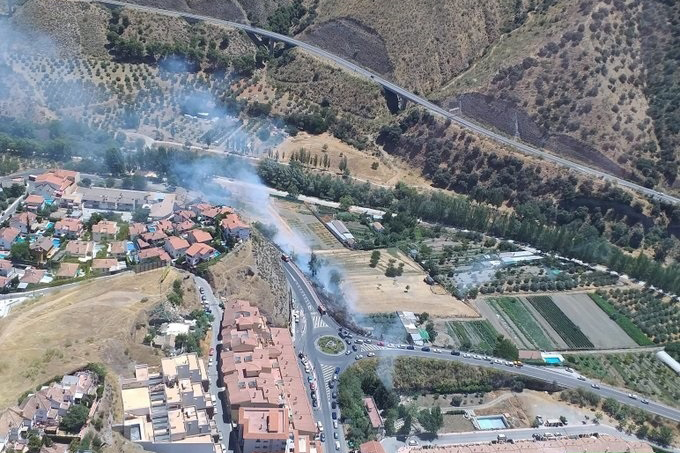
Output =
[
  {"x1": 279, "y1": 260, "x2": 680, "y2": 426},
  {"x1": 91, "y1": 0, "x2": 680, "y2": 205},
  {"x1": 194, "y1": 276, "x2": 233, "y2": 452}
]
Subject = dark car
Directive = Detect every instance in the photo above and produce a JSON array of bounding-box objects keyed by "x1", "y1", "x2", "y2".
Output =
[
  {"x1": 451, "y1": 350, "x2": 461, "y2": 356},
  {"x1": 421, "y1": 347, "x2": 431, "y2": 352},
  {"x1": 331, "y1": 401, "x2": 337, "y2": 409},
  {"x1": 335, "y1": 367, "x2": 341, "y2": 374},
  {"x1": 345, "y1": 339, "x2": 352, "y2": 345},
  {"x1": 352, "y1": 345, "x2": 358, "y2": 352},
  {"x1": 406, "y1": 345, "x2": 415, "y2": 350},
  {"x1": 298, "y1": 352, "x2": 305, "y2": 359},
  {"x1": 199, "y1": 287, "x2": 204, "y2": 294},
  {"x1": 312, "y1": 400, "x2": 318, "y2": 408},
  {"x1": 320, "y1": 433, "x2": 326, "y2": 442},
  {"x1": 332, "y1": 412, "x2": 337, "y2": 420},
  {"x1": 328, "y1": 381, "x2": 334, "y2": 389},
  {"x1": 331, "y1": 392, "x2": 337, "y2": 399}
]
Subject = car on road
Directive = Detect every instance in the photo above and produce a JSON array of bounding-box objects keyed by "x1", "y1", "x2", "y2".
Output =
[
  {"x1": 328, "y1": 381, "x2": 334, "y2": 389},
  {"x1": 335, "y1": 441, "x2": 341, "y2": 450},
  {"x1": 331, "y1": 401, "x2": 337, "y2": 409},
  {"x1": 219, "y1": 433, "x2": 223, "y2": 441},
  {"x1": 201, "y1": 295, "x2": 206, "y2": 301},
  {"x1": 335, "y1": 367, "x2": 341, "y2": 374},
  {"x1": 407, "y1": 439, "x2": 418, "y2": 446},
  {"x1": 421, "y1": 346, "x2": 430, "y2": 352},
  {"x1": 331, "y1": 392, "x2": 337, "y2": 399},
  {"x1": 333, "y1": 420, "x2": 338, "y2": 429},
  {"x1": 199, "y1": 287, "x2": 204, "y2": 294},
  {"x1": 209, "y1": 348, "x2": 215, "y2": 356},
  {"x1": 577, "y1": 375, "x2": 586, "y2": 381},
  {"x1": 367, "y1": 352, "x2": 375, "y2": 357},
  {"x1": 320, "y1": 433, "x2": 325, "y2": 442},
  {"x1": 355, "y1": 339, "x2": 363, "y2": 345},
  {"x1": 406, "y1": 345, "x2": 415, "y2": 350},
  {"x1": 281, "y1": 254, "x2": 290, "y2": 262},
  {"x1": 352, "y1": 345, "x2": 358, "y2": 352},
  {"x1": 310, "y1": 382, "x2": 316, "y2": 390},
  {"x1": 451, "y1": 350, "x2": 461, "y2": 356},
  {"x1": 591, "y1": 383, "x2": 600, "y2": 389},
  {"x1": 377, "y1": 341, "x2": 384, "y2": 346},
  {"x1": 355, "y1": 354, "x2": 363, "y2": 360},
  {"x1": 308, "y1": 376, "x2": 314, "y2": 382},
  {"x1": 221, "y1": 444, "x2": 227, "y2": 452},
  {"x1": 345, "y1": 350, "x2": 351, "y2": 355},
  {"x1": 565, "y1": 367, "x2": 573, "y2": 373},
  {"x1": 317, "y1": 421, "x2": 323, "y2": 431},
  {"x1": 628, "y1": 393, "x2": 637, "y2": 399},
  {"x1": 334, "y1": 432, "x2": 339, "y2": 439},
  {"x1": 433, "y1": 348, "x2": 441, "y2": 353},
  {"x1": 332, "y1": 412, "x2": 337, "y2": 420},
  {"x1": 641, "y1": 399, "x2": 649, "y2": 404},
  {"x1": 399, "y1": 344, "x2": 406, "y2": 349},
  {"x1": 345, "y1": 339, "x2": 352, "y2": 345},
  {"x1": 298, "y1": 352, "x2": 305, "y2": 359}
]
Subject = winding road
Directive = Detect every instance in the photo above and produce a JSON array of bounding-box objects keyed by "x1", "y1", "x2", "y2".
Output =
[{"x1": 92, "y1": 0, "x2": 680, "y2": 205}]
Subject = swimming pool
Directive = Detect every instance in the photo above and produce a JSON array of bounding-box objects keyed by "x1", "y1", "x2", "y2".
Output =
[
  {"x1": 52, "y1": 238, "x2": 61, "y2": 248},
  {"x1": 475, "y1": 415, "x2": 507, "y2": 430},
  {"x1": 126, "y1": 241, "x2": 136, "y2": 252},
  {"x1": 46, "y1": 222, "x2": 54, "y2": 229},
  {"x1": 544, "y1": 357, "x2": 562, "y2": 364}
]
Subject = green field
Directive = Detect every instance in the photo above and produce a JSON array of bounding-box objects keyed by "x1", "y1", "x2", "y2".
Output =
[
  {"x1": 588, "y1": 293, "x2": 654, "y2": 346},
  {"x1": 526, "y1": 296, "x2": 593, "y2": 349},
  {"x1": 490, "y1": 297, "x2": 554, "y2": 350},
  {"x1": 446, "y1": 320, "x2": 499, "y2": 354}
]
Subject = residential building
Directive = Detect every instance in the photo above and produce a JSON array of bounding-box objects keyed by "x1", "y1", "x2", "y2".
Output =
[
  {"x1": 363, "y1": 397, "x2": 384, "y2": 436},
  {"x1": 185, "y1": 243, "x2": 215, "y2": 267},
  {"x1": 92, "y1": 220, "x2": 119, "y2": 242},
  {"x1": 129, "y1": 223, "x2": 147, "y2": 239},
  {"x1": 56, "y1": 262, "x2": 79, "y2": 279},
  {"x1": 19, "y1": 268, "x2": 45, "y2": 286},
  {"x1": 154, "y1": 219, "x2": 173, "y2": 233},
  {"x1": 0, "y1": 276, "x2": 10, "y2": 288},
  {"x1": 77, "y1": 187, "x2": 175, "y2": 219},
  {"x1": 164, "y1": 236, "x2": 190, "y2": 259},
  {"x1": 136, "y1": 238, "x2": 151, "y2": 250},
  {"x1": 173, "y1": 210, "x2": 196, "y2": 223},
  {"x1": 141, "y1": 230, "x2": 168, "y2": 245},
  {"x1": 221, "y1": 214, "x2": 251, "y2": 241},
  {"x1": 370, "y1": 222, "x2": 385, "y2": 233},
  {"x1": 173, "y1": 220, "x2": 195, "y2": 234},
  {"x1": 30, "y1": 237, "x2": 54, "y2": 263},
  {"x1": 187, "y1": 229, "x2": 212, "y2": 245},
  {"x1": 360, "y1": 441, "x2": 386, "y2": 453},
  {"x1": 64, "y1": 240, "x2": 93, "y2": 258},
  {"x1": 221, "y1": 299, "x2": 318, "y2": 453},
  {"x1": 9, "y1": 211, "x2": 37, "y2": 234},
  {"x1": 91, "y1": 258, "x2": 119, "y2": 275},
  {"x1": 54, "y1": 218, "x2": 83, "y2": 239},
  {"x1": 24, "y1": 194, "x2": 45, "y2": 211},
  {"x1": 32, "y1": 170, "x2": 78, "y2": 199},
  {"x1": 135, "y1": 247, "x2": 171, "y2": 265},
  {"x1": 0, "y1": 259, "x2": 15, "y2": 278},
  {"x1": 121, "y1": 354, "x2": 215, "y2": 449},
  {"x1": 0, "y1": 227, "x2": 19, "y2": 250},
  {"x1": 109, "y1": 241, "x2": 128, "y2": 259}
]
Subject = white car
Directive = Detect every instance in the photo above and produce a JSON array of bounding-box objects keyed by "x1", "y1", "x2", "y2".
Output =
[
  {"x1": 367, "y1": 352, "x2": 376, "y2": 357},
  {"x1": 333, "y1": 420, "x2": 338, "y2": 429}
]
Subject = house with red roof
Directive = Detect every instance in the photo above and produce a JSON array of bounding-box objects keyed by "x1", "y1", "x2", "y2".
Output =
[
  {"x1": 164, "y1": 236, "x2": 190, "y2": 259},
  {"x1": 221, "y1": 214, "x2": 251, "y2": 241},
  {"x1": 187, "y1": 229, "x2": 212, "y2": 245},
  {"x1": 0, "y1": 227, "x2": 20, "y2": 250},
  {"x1": 185, "y1": 243, "x2": 215, "y2": 267}
]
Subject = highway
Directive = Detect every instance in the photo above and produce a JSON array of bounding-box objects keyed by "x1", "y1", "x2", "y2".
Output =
[
  {"x1": 92, "y1": 0, "x2": 680, "y2": 205},
  {"x1": 279, "y1": 259, "x2": 680, "y2": 427}
]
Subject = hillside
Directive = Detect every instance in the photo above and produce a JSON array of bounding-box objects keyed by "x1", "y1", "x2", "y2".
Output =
[{"x1": 438, "y1": 0, "x2": 680, "y2": 189}]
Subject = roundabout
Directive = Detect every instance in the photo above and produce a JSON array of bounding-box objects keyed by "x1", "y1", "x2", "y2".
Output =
[{"x1": 316, "y1": 335, "x2": 346, "y2": 355}]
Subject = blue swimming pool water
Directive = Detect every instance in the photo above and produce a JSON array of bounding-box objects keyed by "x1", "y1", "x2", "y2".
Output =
[
  {"x1": 544, "y1": 357, "x2": 562, "y2": 364},
  {"x1": 126, "y1": 242, "x2": 136, "y2": 252},
  {"x1": 476, "y1": 416, "x2": 507, "y2": 430},
  {"x1": 52, "y1": 238, "x2": 61, "y2": 248},
  {"x1": 46, "y1": 222, "x2": 54, "y2": 229},
  {"x1": 148, "y1": 226, "x2": 157, "y2": 232}
]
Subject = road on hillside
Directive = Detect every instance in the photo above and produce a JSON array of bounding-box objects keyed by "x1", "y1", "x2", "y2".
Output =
[
  {"x1": 280, "y1": 259, "x2": 680, "y2": 426},
  {"x1": 92, "y1": 0, "x2": 680, "y2": 205}
]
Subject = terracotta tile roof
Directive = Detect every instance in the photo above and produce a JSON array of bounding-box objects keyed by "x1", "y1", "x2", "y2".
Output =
[
  {"x1": 92, "y1": 258, "x2": 118, "y2": 270},
  {"x1": 25, "y1": 194, "x2": 44, "y2": 205},
  {"x1": 54, "y1": 218, "x2": 82, "y2": 233},
  {"x1": 0, "y1": 227, "x2": 20, "y2": 242},
  {"x1": 221, "y1": 213, "x2": 249, "y2": 230},
  {"x1": 109, "y1": 241, "x2": 127, "y2": 255},
  {"x1": 185, "y1": 242, "x2": 215, "y2": 257},
  {"x1": 188, "y1": 229, "x2": 212, "y2": 243},
  {"x1": 30, "y1": 237, "x2": 54, "y2": 253},
  {"x1": 136, "y1": 238, "x2": 150, "y2": 249},
  {"x1": 166, "y1": 236, "x2": 190, "y2": 250},
  {"x1": 141, "y1": 230, "x2": 168, "y2": 242},
  {"x1": 137, "y1": 247, "x2": 171, "y2": 262},
  {"x1": 92, "y1": 220, "x2": 118, "y2": 235},
  {"x1": 173, "y1": 220, "x2": 195, "y2": 233},
  {"x1": 360, "y1": 441, "x2": 386, "y2": 453},
  {"x1": 56, "y1": 262, "x2": 79, "y2": 278},
  {"x1": 363, "y1": 397, "x2": 382, "y2": 429},
  {"x1": 21, "y1": 268, "x2": 45, "y2": 284},
  {"x1": 64, "y1": 240, "x2": 92, "y2": 256},
  {"x1": 10, "y1": 211, "x2": 37, "y2": 226},
  {"x1": 0, "y1": 259, "x2": 12, "y2": 270},
  {"x1": 129, "y1": 223, "x2": 147, "y2": 236}
]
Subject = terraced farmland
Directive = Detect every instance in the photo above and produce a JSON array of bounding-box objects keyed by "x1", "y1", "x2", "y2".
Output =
[
  {"x1": 446, "y1": 320, "x2": 499, "y2": 354},
  {"x1": 526, "y1": 296, "x2": 593, "y2": 349},
  {"x1": 488, "y1": 297, "x2": 555, "y2": 350}
]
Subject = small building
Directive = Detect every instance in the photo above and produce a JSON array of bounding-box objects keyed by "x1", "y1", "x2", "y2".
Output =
[
  {"x1": 109, "y1": 241, "x2": 128, "y2": 259},
  {"x1": 221, "y1": 214, "x2": 251, "y2": 241},
  {"x1": 9, "y1": 212, "x2": 37, "y2": 234},
  {"x1": 140, "y1": 230, "x2": 167, "y2": 245},
  {"x1": 363, "y1": 397, "x2": 383, "y2": 433},
  {"x1": 30, "y1": 237, "x2": 54, "y2": 263},
  {"x1": 56, "y1": 262, "x2": 80, "y2": 279},
  {"x1": 173, "y1": 220, "x2": 195, "y2": 234},
  {"x1": 92, "y1": 220, "x2": 119, "y2": 242},
  {"x1": 32, "y1": 170, "x2": 78, "y2": 199},
  {"x1": 20, "y1": 268, "x2": 45, "y2": 286},
  {"x1": 326, "y1": 219, "x2": 355, "y2": 247},
  {"x1": 370, "y1": 222, "x2": 385, "y2": 233},
  {"x1": 128, "y1": 223, "x2": 147, "y2": 239},
  {"x1": 360, "y1": 441, "x2": 387, "y2": 453},
  {"x1": 164, "y1": 236, "x2": 190, "y2": 259},
  {"x1": 187, "y1": 229, "x2": 212, "y2": 245},
  {"x1": 91, "y1": 258, "x2": 119, "y2": 275},
  {"x1": 54, "y1": 218, "x2": 83, "y2": 239},
  {"x1": 64, "y1": 240, "x2": 93, "y2": 258},
  {"x1": 185, "y1": 243, "x2": 215, "y2": 267},
  {"x1": 24, "y1": 194, "x2": 45, "y2": 211},
  {"x1": 0, "y1": 227, "x2": 20, "y2": 250},
  {"x1": 0, "y1": 259, "x2": 14, "y2": 279},
  {"x1": 135, "y1": 247, "x2": 171, "y2": 265}
]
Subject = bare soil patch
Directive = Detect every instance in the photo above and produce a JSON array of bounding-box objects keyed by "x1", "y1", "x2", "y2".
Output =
[
  {"x1": 118, "y1": 0, "x2": 246, "y2": 22},
  {"x1": 550, "y1": 293, "x2": 637, "y2": 349},
  {"x1": 300, "y1": 18, "x2": 394, "y2": 75},
  {"x1": 0, "y1": 268, "x2": 180, "y2": 408},
  {"x1": 316, "y1": 248, "x2": 478, "y2": 317}
]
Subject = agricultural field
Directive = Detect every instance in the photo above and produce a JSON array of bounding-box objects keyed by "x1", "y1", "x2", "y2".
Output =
[
  {"x1": 548, "y1": 293, "x2": 639, "y2": 349},
  {"x1": 486, "y1": 297, "x2": 557, "y2": 350},
  {"x1": 272, "y1": 198, "x2": 344, "y2": 251},
  {"x1": 594, "y1": 288, "x2": 679, "y2": 344},
  {"x1": 566, "y1": 353, "x2": 680, "y2": 408},
  {"x1": 446, "y1": 320, "x2": 499, "y2": 355},
  {"x1": 315, "y1": 247, "x2": 478, "y2": 317},
  {"x1": 588, "y1": 293, "x2": 654, "y2": 346},
  {"x1": 526, "y1": 296, "x2": 593, "y2": 349}
]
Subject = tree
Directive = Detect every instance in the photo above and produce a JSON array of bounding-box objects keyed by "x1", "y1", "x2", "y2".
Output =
[
  {"x1": 60, "y1": 404, "x2": 89, "y2": 433},
  {"x1": 656, "y1": 425, "x2": 674, "y2": 447},
  {"x1": 104, "y1": 147, "x2": 125, "y2": 175},
  {"x1": 418, "y1": 406, "x2": 443, "y2": 434},
  {"x1": 308, "y1": 252, "x2": 320, "y2": 277},
  {"x1": 369, "y1": 250, "x2": 381, "y2": 268},
  {"x1": 339, "y1": 195, "x2": 353, "y2": 211},
  {"x1": 493, "y1": 335, "x2": 519, "y2": 360},
  {"x1": 80, "y1": 177, "x2": 92, "y2": 188},
  {"x1": 27, "y1": 434, "x2": 42, "y2": 453},
  {"x1": 132, "y1": 172, "x2": 147, "y2": 190},
  {"x1": 132, "y1": 207, "x2": 150, "y2": 223},
  {"x1": 451, "y1": 395, "x2": 463, "y2": 407},
  {"x1": 425, "y1": 321, "x2": 437, "y2": 342},
  {"x1": 10, "y1": 241, "x2": 31, "y2": 262},
  {"x1": 398, "y1": 414, "x2": 412, "y2": 436}
]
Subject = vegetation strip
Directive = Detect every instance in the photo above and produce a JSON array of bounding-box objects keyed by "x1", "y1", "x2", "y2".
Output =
[
  {"x1": 588, "y1": 293, "x2": 654, "y2": 346},
  {"x1": 526, "y1": 295, "x2": 593, "y2": 349}
]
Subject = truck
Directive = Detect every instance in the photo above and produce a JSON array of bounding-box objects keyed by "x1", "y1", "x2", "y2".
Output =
[
  {"x1": 281, "y1": 254, "x2": 290, "y2": 262},
  {"x1": 317, "y1": 304, "x2": 327, "y2": 315}
]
